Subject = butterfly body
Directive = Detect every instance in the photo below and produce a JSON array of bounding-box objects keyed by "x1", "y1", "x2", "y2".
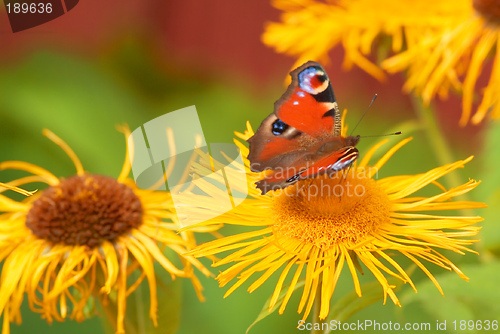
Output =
[{"x1": 247, "y1": 61, "x2": 360, "y2": 194}]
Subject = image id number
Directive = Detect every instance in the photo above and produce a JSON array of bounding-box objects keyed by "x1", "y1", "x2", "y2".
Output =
[
  {"x1": 6, "y1": 2, "x2": 53, "y2": 14},
  {"x1": 453, "y1": 320, "x2": 498, "y2": 331}
]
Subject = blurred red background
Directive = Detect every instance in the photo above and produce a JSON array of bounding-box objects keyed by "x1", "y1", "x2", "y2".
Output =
[{"x1": 0, "y1": 0, "x2": 484, "y2": 150}]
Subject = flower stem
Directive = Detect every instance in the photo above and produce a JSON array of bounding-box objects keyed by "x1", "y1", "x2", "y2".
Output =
[
  {"x1": 97, "y1": 292, "x2": 140, "y2": 334},
  {"x1": 95, "y1": 268, "x2": 139, "y2": 334},
  {"x1": 311, "y1": 277, "x2": 323, "y2": 334},
  {"x1": 411, "y1": 94, "x2": 475, "y2": 217},
  {"x1": 411, "y1": 95, "x2": 461, "y2": 187},
  {"x1": 132, "y1": 275, "x2": 147, "y2": 334}
]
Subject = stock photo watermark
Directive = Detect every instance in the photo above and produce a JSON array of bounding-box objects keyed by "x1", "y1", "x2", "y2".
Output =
[
  {"x1": 263, "y1": 166, "x2": 379, "y2": 199},
  {"x1": 298, "y1": 319, "x2": 499, "y2": 332},
  {"x1": 127, "y1": 105, "x2": 248, "y2": 227},
  {"x1": 128, "y1": 106, "x2": 380, "y2": 227}
]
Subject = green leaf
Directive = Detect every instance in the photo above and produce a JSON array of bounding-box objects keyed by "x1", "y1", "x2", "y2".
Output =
[
  {"x1": 246, "y1": 279, "x2": 306, "y2": 334},
  {"x1": 399, "y1": 261, "x2": 500, "y2": 333}
]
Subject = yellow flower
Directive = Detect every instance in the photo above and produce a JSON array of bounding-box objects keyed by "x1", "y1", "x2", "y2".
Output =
[
  {"x1": 263, "y1": 0, "x2": 391, "y2": 81},
  {"x1": 0, "y1": 127, "x2": 211, "y2": 334},
  {"x1": 382, "y1": 0, "x2": 500, "y2": 125},
  {"x1": 263, "y1": 0, "x2": 500, "y2": 125},
  {"x1": 184, "y1": 120, "x2": 485, "y2": 322}
]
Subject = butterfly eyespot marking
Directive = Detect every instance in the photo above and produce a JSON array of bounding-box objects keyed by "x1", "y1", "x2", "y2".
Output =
[
  {"x1": 316, "y1": 74, "x2": 327, "y2": 83},
  {"x1": 299, "y1": 66, "x2": 330, "y2": 95},
  {"x1": 272, "y1": 119, "x2": 289, "y2": 135}
]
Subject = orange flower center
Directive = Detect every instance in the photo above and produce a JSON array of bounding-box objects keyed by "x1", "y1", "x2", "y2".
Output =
[
  {"x1": 474, "y1": 0, "x2": 500, "y2": 22},
  {"x1": 26, "y1": 175, "x2": 143, "y2": 247},
  {"x1": 272, "y1": 172, "x2": 390, "y2": 250}
]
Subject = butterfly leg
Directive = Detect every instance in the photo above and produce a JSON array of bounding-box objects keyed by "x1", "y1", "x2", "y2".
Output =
[
  {"x1": 339, "y1": 165, "x2": 354, "y2": 202},
  {"x1": 342, "y1": 165, "x2": 353, "y2": 183}
]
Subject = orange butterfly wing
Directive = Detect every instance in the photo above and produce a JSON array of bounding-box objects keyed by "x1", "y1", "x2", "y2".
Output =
[{"x1": 247, "y1": 61, "x2": 359, "y2": 194}]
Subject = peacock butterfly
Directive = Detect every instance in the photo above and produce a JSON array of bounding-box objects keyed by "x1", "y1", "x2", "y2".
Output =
[{"x1": 247, "y1": 61, "x2": 360, "y2": 194}]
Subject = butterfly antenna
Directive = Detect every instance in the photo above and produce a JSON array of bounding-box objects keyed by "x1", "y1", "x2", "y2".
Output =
[
  {"x1": 349, "y1": 94, "x2": 377, "y2": 136},
  {"x1": 359, "y1": 132, "x2": 402, "y2": 138}
]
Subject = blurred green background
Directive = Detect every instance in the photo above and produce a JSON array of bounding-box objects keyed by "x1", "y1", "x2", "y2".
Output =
[{"x1": 0, "y1": 1, "x2": 498, "y2": 333}]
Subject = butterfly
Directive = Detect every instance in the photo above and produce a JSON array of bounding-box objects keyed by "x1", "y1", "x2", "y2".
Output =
[{"x1": 247, "y1": 61, "x2": 360, "y2": 194}]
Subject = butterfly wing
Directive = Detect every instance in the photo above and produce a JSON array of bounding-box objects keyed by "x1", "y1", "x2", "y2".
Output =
[
  {"x1": 254, "y1": 145, "x2": 359, "y2": 194},
  {"x1": 247, "y1": 61, "x2": 359, "y2": 194},
  {"x1": 298, "y1": 146, "x2": 359, "y2": 178},
  {"x1": 248, "y1": 61, "x2": 341, "y2": 171},
  {"x1": 275, "y1": 61, "x2": 341, "y2": 138}
]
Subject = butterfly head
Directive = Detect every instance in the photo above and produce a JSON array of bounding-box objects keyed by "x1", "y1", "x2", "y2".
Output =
[{"x1": 346, "y1": 134, "x2": 361, "y2": 147}]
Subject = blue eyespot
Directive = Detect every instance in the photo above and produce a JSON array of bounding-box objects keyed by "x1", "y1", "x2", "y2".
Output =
[{"x1": 272, "y1": 119, "x2": 289, "y2": 135}]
